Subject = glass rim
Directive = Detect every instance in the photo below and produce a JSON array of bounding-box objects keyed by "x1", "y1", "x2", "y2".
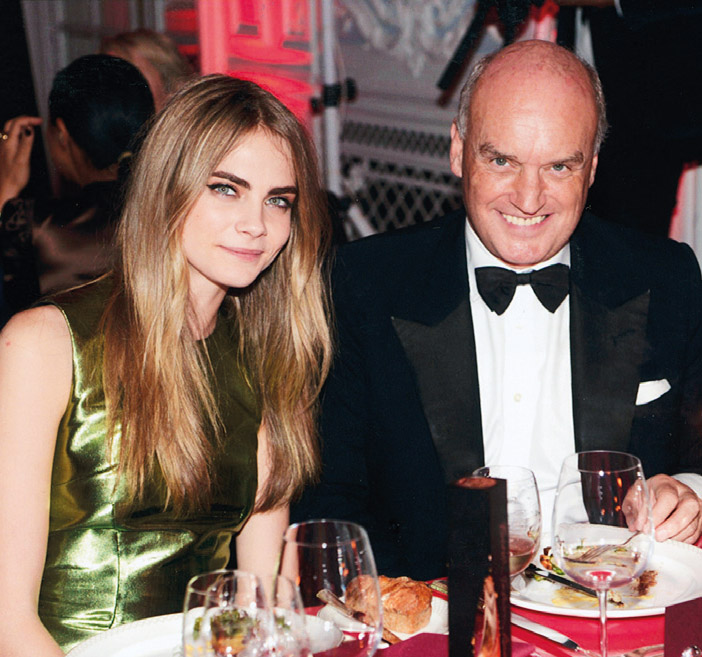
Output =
[
  {"x1": 566, "y1": 450, "x2": 643, "y2": 474},
  {"x1": 283, "y1": 518, "x2": 370, "y2": 548},
  {"x1": 184, "y1": 569, "x2": 259, "y2": 594}
]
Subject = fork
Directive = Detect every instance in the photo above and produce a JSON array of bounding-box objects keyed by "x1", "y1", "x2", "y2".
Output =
[
  {"x1": 569, "y1": 530, "x2": 641, "y2": 563},
  {"x1": 618, "y1": 644, "x2": 664, "y2": 657}
]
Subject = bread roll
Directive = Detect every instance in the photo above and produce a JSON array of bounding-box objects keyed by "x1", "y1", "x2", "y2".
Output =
[{"x1": 345, "y1": 574, "x2": 433, "y2": 635}]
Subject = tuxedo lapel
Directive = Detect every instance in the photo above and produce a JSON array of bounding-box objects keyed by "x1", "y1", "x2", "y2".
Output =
[
  {"x1": 570, "y1": 215, "x2": 651, "y2": 452},
  {"x1": 390, "y1": 213, "x2": 484, "y2": 482}
]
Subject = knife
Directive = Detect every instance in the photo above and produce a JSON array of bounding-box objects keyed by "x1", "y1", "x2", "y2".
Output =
[
  {"x1": 512, "y1": 612, "x2": 592, "y2": 655},
  {"x1": 316, "y1": 588, "x2": 402, "y2": 645},
  {"x1": 524, "y1": 563, "x2": 597, "y2": 598}
]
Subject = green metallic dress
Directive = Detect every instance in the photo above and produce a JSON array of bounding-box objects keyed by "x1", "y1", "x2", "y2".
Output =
[{"x1": 38, "y1": 277, "x2": 260, "y2": 653}]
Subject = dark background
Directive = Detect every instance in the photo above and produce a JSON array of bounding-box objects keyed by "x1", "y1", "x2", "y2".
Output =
[{"x1": 1, "y1": 0, "x2": 50, "y2": 200}]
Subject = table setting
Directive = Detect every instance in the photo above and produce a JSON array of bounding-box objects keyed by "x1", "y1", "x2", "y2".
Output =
[{"x1": 66, "y1": 450, "x2": 702, "y2": 657}]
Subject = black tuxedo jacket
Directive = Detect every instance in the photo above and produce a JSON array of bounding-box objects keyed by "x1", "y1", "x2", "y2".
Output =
[{"x1": 293, "y1": 210, "x2": 702, "y2": 580}]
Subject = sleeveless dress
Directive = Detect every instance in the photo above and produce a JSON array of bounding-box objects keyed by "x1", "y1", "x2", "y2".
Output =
[{"x1": 38, "y1": 277, "x2": 260, "y2": 652}]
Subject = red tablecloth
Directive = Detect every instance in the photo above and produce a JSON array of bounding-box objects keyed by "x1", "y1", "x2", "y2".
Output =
[{"x1": 511, "y1": 607, "x2": 663, "y2": 657}]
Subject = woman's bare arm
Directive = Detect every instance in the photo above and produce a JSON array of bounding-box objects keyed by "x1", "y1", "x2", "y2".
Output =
[
  {"x1": 235, "y1": 424, "x2": 289, "y2": 577},
  {"x1": 0, "y1": 306, "x2": 73, "y2": 656}
]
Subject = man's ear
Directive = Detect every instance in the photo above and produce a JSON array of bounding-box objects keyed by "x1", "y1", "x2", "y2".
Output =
[
  {"x1": 449, "y1": 121, "x2": 464, "y2": 178},
  {"x1": 589, "y1": 153, "x2": 599, "y2": 187}
]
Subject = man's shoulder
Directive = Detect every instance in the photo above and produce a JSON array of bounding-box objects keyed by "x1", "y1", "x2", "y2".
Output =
[
  {"x1": 576, "y1": 212, "x2": 697, "y2": 268},
  {"x1": 573, "y1": 212, "x2": 701, "y2": 296}
]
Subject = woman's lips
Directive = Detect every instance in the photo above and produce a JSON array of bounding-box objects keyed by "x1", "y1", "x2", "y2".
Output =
[{"x1": 220, "y1": 246, "x2": 264, "y2": 261}]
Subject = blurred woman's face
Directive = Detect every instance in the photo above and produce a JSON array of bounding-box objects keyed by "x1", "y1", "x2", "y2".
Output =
[{"x1": 181, "y1": 128, "x2": 295, "y2": 301}]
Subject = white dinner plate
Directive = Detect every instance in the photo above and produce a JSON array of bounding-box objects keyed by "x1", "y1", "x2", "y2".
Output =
[
  {"x1": 66, "y1": 612, "x2": 343, "y2": 656},
  {"x1": 318, "y1": 596, "x2": 448, "y2": 639},
  {"x1": 511, "y1": 540, "x2": 702, "y2": 618}
]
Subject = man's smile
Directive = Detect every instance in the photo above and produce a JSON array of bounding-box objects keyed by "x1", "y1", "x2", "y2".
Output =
[{"x1": 501, "y1": 212, "x2": 549, "y2": 227}]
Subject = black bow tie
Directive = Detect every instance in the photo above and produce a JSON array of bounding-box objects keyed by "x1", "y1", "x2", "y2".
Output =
[{"x1": 475, "y1": 263, "x2": 570, "y2": 315}]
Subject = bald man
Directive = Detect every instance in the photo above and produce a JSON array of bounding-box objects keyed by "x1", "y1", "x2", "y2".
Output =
[{"x1": 294, "y1": 40, "x2": 702, "y2": 579}]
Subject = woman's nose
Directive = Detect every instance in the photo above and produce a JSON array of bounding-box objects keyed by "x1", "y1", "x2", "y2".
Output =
[{"x1": 235, "y1": 204, "x2": 267, "y2": 237}]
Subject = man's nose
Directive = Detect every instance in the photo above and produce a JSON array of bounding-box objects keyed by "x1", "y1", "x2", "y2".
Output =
[{"x1": 510, "y1": 168, "x2": 546, "y2": 215}]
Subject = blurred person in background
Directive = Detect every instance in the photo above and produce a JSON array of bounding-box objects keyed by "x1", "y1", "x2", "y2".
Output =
[
  {"x1": 0, "y1": 54, "x2": 154, "y2": 313},
  {"x1": 100, "y1": 28, "x2": 194, "y2": 110},
  {"x1": 557, "y1": 0, "x2": 702, "y2": 236}
]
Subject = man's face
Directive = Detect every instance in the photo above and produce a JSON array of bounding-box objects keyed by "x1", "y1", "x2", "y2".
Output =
[{"x1": 450, "y1": 65, "x2": 599, "y2": 268}]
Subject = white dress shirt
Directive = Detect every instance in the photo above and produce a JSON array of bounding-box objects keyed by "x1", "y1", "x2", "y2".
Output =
[
  {"x1": 464, "y1": 221, "x2": 702, "y2": 536},
  {"x1": 466, "y1": 221, "x2": 574, "y2": 535}
]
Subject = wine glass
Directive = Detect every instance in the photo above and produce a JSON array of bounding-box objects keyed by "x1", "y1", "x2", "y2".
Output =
[
  {"x1": 278, "y1": 519, "x2": 383, "y2": 657},
  {"x1": 184, "y1": 569, "x2": 276, "y2": 657},
  {"x1": 552, "y1": 451, "x2": 654, "y2": 657},
  {"x1": 473, "y1": 465, "x2": 542, "y2": 576},
  {"x1": 204, "y1": 570, "x2": 272, "y2": 657},
  {"x1": 183, "y1": 569, "x2": 236, "y2": 657},
  {"x1": 261, "y1": 574, "x2": 311, "y2": 657}
]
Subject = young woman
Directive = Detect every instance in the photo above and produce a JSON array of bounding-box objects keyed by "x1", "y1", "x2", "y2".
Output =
[{"x1": 0, "y1": 75, "x2": 332, "y2": 656}]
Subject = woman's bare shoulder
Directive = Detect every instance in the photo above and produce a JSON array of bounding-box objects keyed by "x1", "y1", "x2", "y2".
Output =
[{"x1": 0, "y1": 305, "x2": 71, "y2": 362}]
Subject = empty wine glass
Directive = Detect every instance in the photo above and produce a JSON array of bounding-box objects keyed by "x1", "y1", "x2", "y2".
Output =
[
  {"x1": 552, "y1": 451, "x2": 654, "y2": 657},
  {"x1": 473, "y1": 465, "x2": 542, "y2": 576},
  {"x1": 278, "y1": 519, "x2": 383, "y2": 657}
]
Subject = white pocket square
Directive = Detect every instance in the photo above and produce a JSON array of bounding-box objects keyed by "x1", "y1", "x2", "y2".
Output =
[{"x1": 636, "y1": 379, "x2": 671, "y2": 405}]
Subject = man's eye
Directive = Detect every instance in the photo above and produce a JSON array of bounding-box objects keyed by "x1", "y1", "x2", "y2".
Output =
[
  {"x1": 494, "y1": 157, "x2": 508, "y2": 166},
  {"x1": 207, "y1": 183, "x2": 236, "y2": 196},
  {"x1": 552, "y1": 163, "x2": 568, "y2": 172}
]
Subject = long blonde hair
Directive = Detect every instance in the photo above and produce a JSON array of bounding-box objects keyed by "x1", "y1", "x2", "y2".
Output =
[{"x1": 102, "y1": 75, "x2": 332, "y2": 515}]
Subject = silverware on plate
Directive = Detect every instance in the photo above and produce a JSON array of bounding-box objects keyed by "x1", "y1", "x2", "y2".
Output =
[
  {"x1": 524, "y1": 563, "x2": 598, "y2": 598},
  {"x1": 569, "y1": 531, "x2": 642, "y2": 564}
]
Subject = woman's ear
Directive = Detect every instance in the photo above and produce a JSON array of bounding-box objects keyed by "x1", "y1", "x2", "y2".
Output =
[{"x1": 54, "y1": 118, "x2": 69, "y2": 146}]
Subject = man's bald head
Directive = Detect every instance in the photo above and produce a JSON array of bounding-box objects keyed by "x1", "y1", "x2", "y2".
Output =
[{"x1": 455, "y1": 40, "x2": 607, "y2": 154}]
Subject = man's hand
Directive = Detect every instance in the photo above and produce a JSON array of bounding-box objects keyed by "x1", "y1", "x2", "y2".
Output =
[{"x1": 647, "y1": 474, "x2": 702, "y2": 543}]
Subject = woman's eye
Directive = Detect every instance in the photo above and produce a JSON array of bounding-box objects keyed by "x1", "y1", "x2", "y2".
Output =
[
  {"x1": 207, "y1": 183, "x2": 236, "y2": 196},
  {"x1": 267, "y1": 196, "x2": 293, "y2": 210}
]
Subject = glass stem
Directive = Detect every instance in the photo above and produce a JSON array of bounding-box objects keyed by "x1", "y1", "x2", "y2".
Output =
[{"x1": 597, "y1": 588, "x2": 609, "y2": 657}]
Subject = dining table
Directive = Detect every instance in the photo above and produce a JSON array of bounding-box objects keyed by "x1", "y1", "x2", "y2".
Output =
[
  {"x1": 64, "y1": 539, "x2": 702, "y2": 657},
  {"x1": 368, "y1": 537, "x2": 702, "y2": 657},
  {"x1": 362, "y1": 592, "x2": 664, "y2": 657}
]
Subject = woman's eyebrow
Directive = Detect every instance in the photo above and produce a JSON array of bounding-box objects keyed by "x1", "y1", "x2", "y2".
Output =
[
  {"x1": 269, "y1": 186, "x2": 298, "y2": 196},
  {"x1": 210, "y1": 172, "x2": 296, "y2": 196},
  {"x1": 211, "y1": 170, "x2": 249, "y2": 189}
]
